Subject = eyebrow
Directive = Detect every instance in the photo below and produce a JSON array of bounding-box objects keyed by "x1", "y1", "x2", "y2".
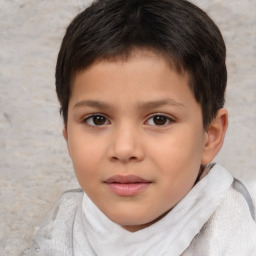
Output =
[
  {"x1": 137, "y1": 98, "x2": 185, "y2": 111},
  {"x1": 73, "y1": 100, "x2": 112, "y2": 109},
  {"x1": 73, "y1": 98, "x2": 184, "y2": 110}
]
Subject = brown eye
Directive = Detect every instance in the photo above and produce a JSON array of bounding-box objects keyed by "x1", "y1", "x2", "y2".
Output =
[
  {"x1": 85, "y1": 114, "x2": 110, "y2": 126},
  {"x1": 146, "y1": 115, "x2": 172, "y2": 126},
  {"x1": 153, "y1": 116, "x2": 168, "y2": 125},
  {"x1": 93, "y1": 115, "x2": 106, "y2": 125}
]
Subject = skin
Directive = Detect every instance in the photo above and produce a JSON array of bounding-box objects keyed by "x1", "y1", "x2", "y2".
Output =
[{"x1": 63, "y1": 50, "x2": 228, "y2": 232}]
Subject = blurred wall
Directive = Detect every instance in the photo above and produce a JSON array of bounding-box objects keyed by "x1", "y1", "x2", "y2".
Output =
[{"x1": 0, "y1": 0, "x2": 255, "y2": 254}]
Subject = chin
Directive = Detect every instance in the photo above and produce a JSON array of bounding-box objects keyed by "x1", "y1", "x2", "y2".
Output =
[
  {"x1": 107, "y1": 210, "x2": 163, "y2": 232},
  {"x1": 107, "y1": 209, "x2": 150, "y2": 224}
]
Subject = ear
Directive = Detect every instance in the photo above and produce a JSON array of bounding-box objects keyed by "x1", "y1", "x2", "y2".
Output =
[
  {"x1": 62, "y1": 127, "x2": 71, "y2": 157},
  {"x1": 62, "y1": 126, "x2": 68, "y2": 141},
  {"x1": 201, "y1": 108, "x2": 228, "y2": 165}
]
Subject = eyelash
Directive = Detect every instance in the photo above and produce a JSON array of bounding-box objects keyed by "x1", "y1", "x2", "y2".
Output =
[
  {"x1": 82, "y1": 113, "x2": 175, "y2": 127},
  {"x1": 83, "y1": 114, "x2": 110, "y2": 127},
  {"x1": 145, "y1": 114, "x2": 174, "y2": 126}
]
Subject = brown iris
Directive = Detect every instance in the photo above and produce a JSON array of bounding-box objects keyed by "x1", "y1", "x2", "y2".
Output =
[
  {"x1": 93, "y1": 115, "x2": 106, "y2": 125},
  {"x1": 153, "y1": 116, "x2": 168, "y2": 125}
]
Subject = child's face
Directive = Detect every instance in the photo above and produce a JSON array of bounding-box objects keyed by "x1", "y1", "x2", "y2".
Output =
[{"x1": 64, "y1": 50, "x2": 209, "y2": 232}]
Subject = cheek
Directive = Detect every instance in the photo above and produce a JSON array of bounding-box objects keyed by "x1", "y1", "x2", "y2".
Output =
[
  {"x1": 152, "y1": 132, "x2": 203, "y2": 162},
  {"x1": 67, "y1": 135, "x2": 102, "y2": 178},
  {"x1": 148, "y1": 128, "x2": 204, "y2": 179},
  {"x1": 68, "y1": 128, "x2": 102, "y2": 159}
]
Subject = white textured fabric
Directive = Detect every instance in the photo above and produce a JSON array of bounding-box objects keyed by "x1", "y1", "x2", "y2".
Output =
[
  {"x1": 80, "y1": 164, "x2": 233, "y2": 256},
  {"x1": 182, "y1": 185, "x2": 256, "y2": 255},
  {"x1": 24, "y1": 164, "x2": 256, "y2": 255}
]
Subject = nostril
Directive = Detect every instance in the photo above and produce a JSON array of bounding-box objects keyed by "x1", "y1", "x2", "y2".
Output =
[
  {"x1": 111, "y1": 156, "x2": 119, "y2": 161},
  {"x1": 110, "y1": 156, "x2": 137, "y2": 162},
  {"x1": 111, "y1": 156, "x2": 137, "y2": 161}
]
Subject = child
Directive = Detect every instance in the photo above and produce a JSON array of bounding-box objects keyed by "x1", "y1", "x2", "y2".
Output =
[{"x1": 25, "y1": 0, "x2": 256, "y2": 255}]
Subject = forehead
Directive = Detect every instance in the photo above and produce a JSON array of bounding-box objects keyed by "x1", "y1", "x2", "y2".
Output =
[
  {"x1": 72, "y1": 48, "x2": 186, "y2": 86},
  {"x1": 71, "y1": 49, "x2": 189, "y2": 94},
  {"x1": 69, "y1": 50, "x2": 200, "y2": 118}
]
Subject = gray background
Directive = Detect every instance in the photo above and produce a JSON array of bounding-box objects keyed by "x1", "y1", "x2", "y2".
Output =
[{"x1": 0, "y1": 0, "x2": 255, "y2": 255}]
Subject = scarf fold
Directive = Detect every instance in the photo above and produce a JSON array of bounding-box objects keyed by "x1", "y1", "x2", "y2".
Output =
[{"x1": 77, "y1": 164, "x2": 233, "y2": 256}]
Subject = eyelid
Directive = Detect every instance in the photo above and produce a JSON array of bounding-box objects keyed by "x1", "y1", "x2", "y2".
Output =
[
  {"x1": 82, "y1": 113, "x2": 111, "y2": 126},
  {"x1": 144, "y1": 113, "x2": 175, "y2": 126}
]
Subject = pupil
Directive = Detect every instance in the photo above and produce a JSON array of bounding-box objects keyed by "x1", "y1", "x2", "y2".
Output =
[
  {"x1": 153, "y1": 116, "x2": 167, "y2": 125},
  {"x1": 93, "y1": 115, "x2": 105, "y2": 125}
]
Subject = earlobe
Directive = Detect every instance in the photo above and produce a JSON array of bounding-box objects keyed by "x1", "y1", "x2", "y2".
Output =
[
  {"x1": 62, "y1": 127, "x2": 72, "y2": 158},
  {"x1": 201, "y1": 108, "x2": 228, "y2": 165},
  {"x1": 63, "y1": 127, "x2": 68, "y2": 141}
]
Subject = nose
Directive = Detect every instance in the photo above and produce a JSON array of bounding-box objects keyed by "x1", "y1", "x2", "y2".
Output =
[{"x1": 108, "y1": 124, "x2": 144, "y2": 163}]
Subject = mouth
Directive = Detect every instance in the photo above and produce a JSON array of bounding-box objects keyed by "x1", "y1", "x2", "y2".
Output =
[{"x1": 104, "y1": 175, "x2": 152, "y2": 196}]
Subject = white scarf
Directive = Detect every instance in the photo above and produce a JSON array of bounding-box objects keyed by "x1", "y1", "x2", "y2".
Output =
[{"x1": 78, "y1": 164, "x2": 233, "y2": 256}]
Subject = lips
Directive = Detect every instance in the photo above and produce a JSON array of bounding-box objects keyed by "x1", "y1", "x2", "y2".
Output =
[{"x1": 104, "y1": 175, "x2": 152, "y2": 196}]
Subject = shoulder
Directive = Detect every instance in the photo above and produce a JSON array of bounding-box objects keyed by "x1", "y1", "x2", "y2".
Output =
[
  {"x1": 241, "y1": 177, "x2": 256, "y2": 219},
  {"x1": 53, "y1": 188, "x2": 84, "y2": 214},
  {"x1": 23, "y1": 189, "x2": 84, "y2": 256},
  {"x1": 183, "y1": 179, "x2": 256, "y2": 255},
  {"x1": 38, "y1": 188, "x2": 84, "y2": 229}
]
